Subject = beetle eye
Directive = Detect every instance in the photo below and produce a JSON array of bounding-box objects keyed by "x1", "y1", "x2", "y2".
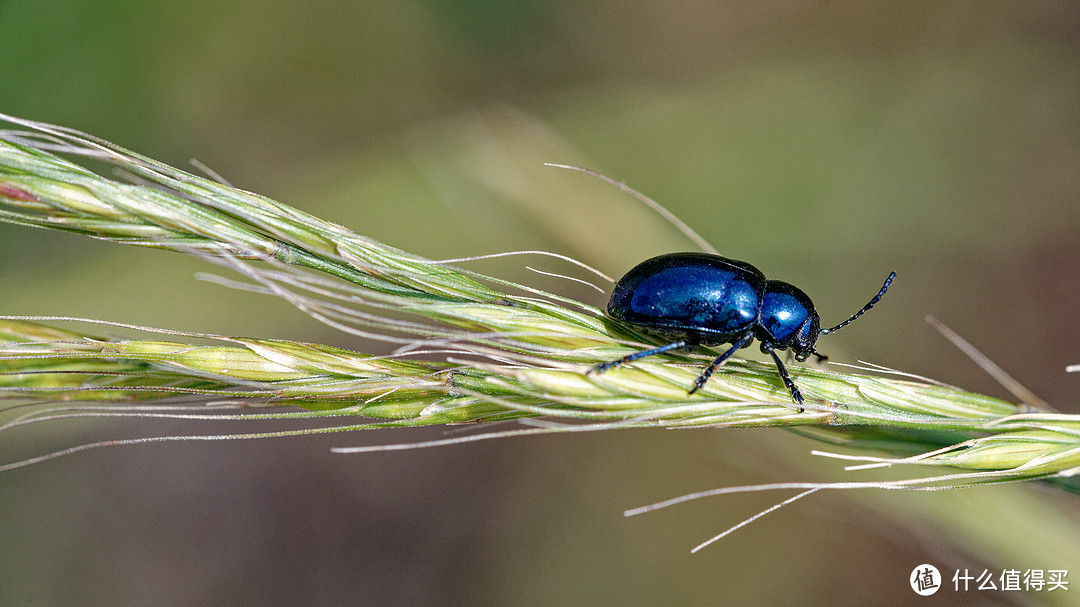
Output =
[{"x1": 796, "y1": 319, "x2": 816, "y2": 349}]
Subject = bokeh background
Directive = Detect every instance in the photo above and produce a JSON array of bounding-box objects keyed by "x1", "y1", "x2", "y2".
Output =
[{"x1": 2, "y1": 1, "x2": 1079, "y2": 605}]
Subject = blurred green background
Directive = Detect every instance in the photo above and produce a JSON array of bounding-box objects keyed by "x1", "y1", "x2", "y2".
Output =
[{"x1": 2, "y1": 1, "x2": 1079, "y2": 605}]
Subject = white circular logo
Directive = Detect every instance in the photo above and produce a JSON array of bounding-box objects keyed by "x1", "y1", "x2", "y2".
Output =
[{"x1": 910, "y1": 564, "x2": 942, "y2": 596}]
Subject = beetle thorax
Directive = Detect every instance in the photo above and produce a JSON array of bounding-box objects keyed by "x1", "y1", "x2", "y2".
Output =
[{"x1": 757, "y1": 280, "x2": 820, "y2": 355}]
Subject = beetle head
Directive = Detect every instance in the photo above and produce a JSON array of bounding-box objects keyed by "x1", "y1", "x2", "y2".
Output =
[
  {"x1": 759, "y1": 280, "x2": 822, "y2": 358},
  {"x1": 791, "y1": 311, "x2": 824, "y2": 362}
]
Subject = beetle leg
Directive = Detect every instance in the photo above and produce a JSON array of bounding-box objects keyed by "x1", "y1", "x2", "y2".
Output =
[
  {"x1": 688, "y1": 333, "x2": 754, "y2": 395},
  {"x1": 763, "y1": 345, "x2": 805, "y2": 409},
  {"x1": 588, "y1": 340, "x2": 689, "y2": 375}
]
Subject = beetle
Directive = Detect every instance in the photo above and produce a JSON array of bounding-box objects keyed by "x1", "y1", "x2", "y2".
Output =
[{"x1": 588, "y1": 252, "x2": 896, "y2": 404}]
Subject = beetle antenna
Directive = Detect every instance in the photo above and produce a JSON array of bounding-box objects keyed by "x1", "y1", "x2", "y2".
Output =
[{"x1": 820, "y1": 272, "x2": 896, "y2": 335}]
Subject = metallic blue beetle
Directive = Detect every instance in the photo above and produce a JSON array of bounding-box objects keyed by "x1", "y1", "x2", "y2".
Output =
[{"x1": 589, "y1": 252, "x2": 896, "y2": 404}]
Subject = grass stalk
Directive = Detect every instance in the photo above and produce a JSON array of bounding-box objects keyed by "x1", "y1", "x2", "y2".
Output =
[{"x1": 1, "y1": 113, "x2": 1078, "y2": 496}]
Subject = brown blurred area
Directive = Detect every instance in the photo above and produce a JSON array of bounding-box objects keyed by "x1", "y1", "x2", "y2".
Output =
[{"x1": 1, "y1": 1, "x2": 1079, "y2": 605}]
